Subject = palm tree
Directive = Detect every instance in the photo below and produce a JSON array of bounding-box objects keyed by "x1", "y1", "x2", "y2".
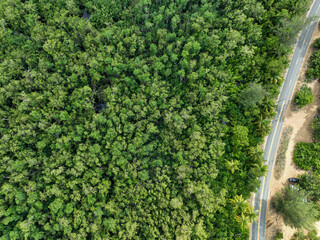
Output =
[
  {"x1": 225, "y1": 160, "x2": 240, "y2": 174},
  {"x1": 231, "y1": 196, "x2": 258, "y2": 227},
  {"x1": 235, "y1": 208, "x2": 258, "y2": 227},
  {"x1": 269, "y1": 73, "x2": 283, "y2": 85},
  {"x1": 235, "y1": 213, "x2": 249, "y2": 228},
  {"x1": 230, "y1": 194, "x2": 247, "y2": 212},
  {"x1": 248, "y1": 145, "x2": 263, "y2": 160},
  {"x1": 254, "y1": 114, "x2": 264, "y2": 130},
  {"x1": 245, "y1": 206, "x2": 258, "y2": 223},
  {"x1": 254, "y1": 114, "x2": 271, "y2": 136},
  {"x1": 261, "y1": 95, "x2": 276, "y2": 118}
]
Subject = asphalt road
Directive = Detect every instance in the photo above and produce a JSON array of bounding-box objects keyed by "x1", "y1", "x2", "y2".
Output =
[{"x1": 251, "y1": 1, "x2": 320, "y2": 240}]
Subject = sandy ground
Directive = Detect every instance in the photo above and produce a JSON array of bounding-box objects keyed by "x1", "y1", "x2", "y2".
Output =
[
  {"x1": 316, "y1": 222, "x2": 320, "y2": 237},
  {"x1": 265, "y1": 22, "x2": 320, "y2": 240}
]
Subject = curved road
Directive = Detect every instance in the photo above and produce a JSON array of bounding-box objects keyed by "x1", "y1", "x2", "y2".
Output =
[{"x1": 251, "y1": 1, "x2": 320, "y2": 240}]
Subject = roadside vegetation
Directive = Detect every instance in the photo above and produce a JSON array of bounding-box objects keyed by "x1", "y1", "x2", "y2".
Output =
[
  {"x1": 306, "y1": 38, "x2": 320, "y2": 81},
  {"x1": 275, "y1": 231, "x2": 284, "y2": 240},
  {"x1": 272, "y1": 186, "x2": 319, "y2": 229},
  {"x1": 273, "y1": 36, "x2": 320, "y2": 239},
  {"x1": 295, "y1": 85, "x2": 314, "y2": 108},
  {"x1": 291, "y1": 229, "x2": 320, "y2": 240},
  {"x1": 0, "y1": 0, "x2": 313, "y2": 239},
  {"x1": 294, "y1": 101, "x2": 320, "y2": 175},
  {"x1": 312, "y1": 108, "x2": 320, "y2": 141},
  {"x1": 274, "y1": 126, "x2": 293, "y2": 180}
]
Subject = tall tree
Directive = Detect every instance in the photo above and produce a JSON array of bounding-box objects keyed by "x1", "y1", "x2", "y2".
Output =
[{"x1": 272, "y1": 187, "x2": 319, "y2": 229}]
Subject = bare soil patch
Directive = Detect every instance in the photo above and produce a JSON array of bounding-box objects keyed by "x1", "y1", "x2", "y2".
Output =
[
  {"x1": 316, "y1": 221, "x2": 320, "y2": 237},
  {"x1": 265, "y1": 21, "x2": 320, "y2": 240}
]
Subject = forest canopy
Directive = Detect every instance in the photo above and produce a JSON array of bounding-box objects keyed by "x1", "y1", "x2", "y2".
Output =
[{"x1": 0, "y1": 0, "x2": 312, "y2": 239}]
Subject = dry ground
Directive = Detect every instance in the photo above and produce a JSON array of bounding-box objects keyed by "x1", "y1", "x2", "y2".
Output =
[
  {"x1": 316, "y1": 222, "x2": 320, "y2": 237},
  {"x1": 265, "y1": 22, "x2": 320, "y2": 240}
]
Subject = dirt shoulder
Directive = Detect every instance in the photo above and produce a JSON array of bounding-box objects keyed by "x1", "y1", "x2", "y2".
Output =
[{"x1": 265, "y1": 22, "x2": 320, "y2": 240}]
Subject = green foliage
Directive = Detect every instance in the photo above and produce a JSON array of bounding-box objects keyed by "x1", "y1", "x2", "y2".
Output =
[
  {"x1": 294, "y1": 142, "x2": 320, "y2": 173},
  {"x1": 231, "y1": 126, "x2": 249, "y2": 148},
  {"x1": 292, "y1": 229, "x2": 320, "y2": 240},
  {"x1": 0, "y1": 0, "x2": 312, "y2": 238},
  {"x1": 295, "y1": 85, "x2": 314, "y2": 108},
  {"x1": 275, "y1": 231, "x2": 284, "y2": 239},
  {"x1": 225, "y1": 160, "x2": 240, "y2": 174},
  {"x1": 293, "y1": 103, "x2": 320, "y2": 237},
  {"x1": 239, "y1": 83, "x2": 266, "y2": 108},
  {"x1": 229, "y1": 195, "x2": 258, "y2": 228},
  {"x1": 276, "y1": 15, "x2": 310, "y2": 48},
  {"x1": 272, "y1": 187, "x2": 319, "y2": 229},
  {"x1": 312, "y1": 116, "x2": 320, "y2": 141},
  {"x1": 298, "y1": 173, "x2": 320, "y2": 202},
  {"x1": 292, "y1": 230, "x2": 308, "y2": 240},
  {"x1": 307, "y1": 229, "x2": 320, "y2": 240},
  {"x1": 306, "y1": 37, "x2": 320, "y2": 80},
  {"x1": 314, "y1": 38, "x2": 320, "y2": 49}
]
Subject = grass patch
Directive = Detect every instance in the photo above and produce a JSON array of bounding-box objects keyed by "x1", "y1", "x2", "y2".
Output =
[{"x1": 274, "y1": 126, "x2": 293, "y2": 180}]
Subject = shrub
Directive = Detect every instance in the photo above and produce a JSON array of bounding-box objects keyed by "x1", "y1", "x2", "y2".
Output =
[
  {"x1": 312, "y1": 117, "x2": 320, "y2": 141},
  {"x1": 295, "y1": 85, "x2": 314, "y2": 107},
  {"x1": 294, "y1": 142, "x2": 316, "y2": 171},
  {"x1": 294, "y1": 142, "x2": 320, "y2": 174},
  {"x1": 314, "y1": 38, "x2": 320, "y2": 48},
  {"x1": 306, "y1": 50, "x2": 320, "y2": 80},
  {"x1": 275, "y1": 231, "x2": 284, "y2": 239}
]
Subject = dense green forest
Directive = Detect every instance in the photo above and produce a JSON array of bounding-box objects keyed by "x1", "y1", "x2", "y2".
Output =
[{"x1": 0, "y1": 0, "x2": 312, "y2": 239}]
